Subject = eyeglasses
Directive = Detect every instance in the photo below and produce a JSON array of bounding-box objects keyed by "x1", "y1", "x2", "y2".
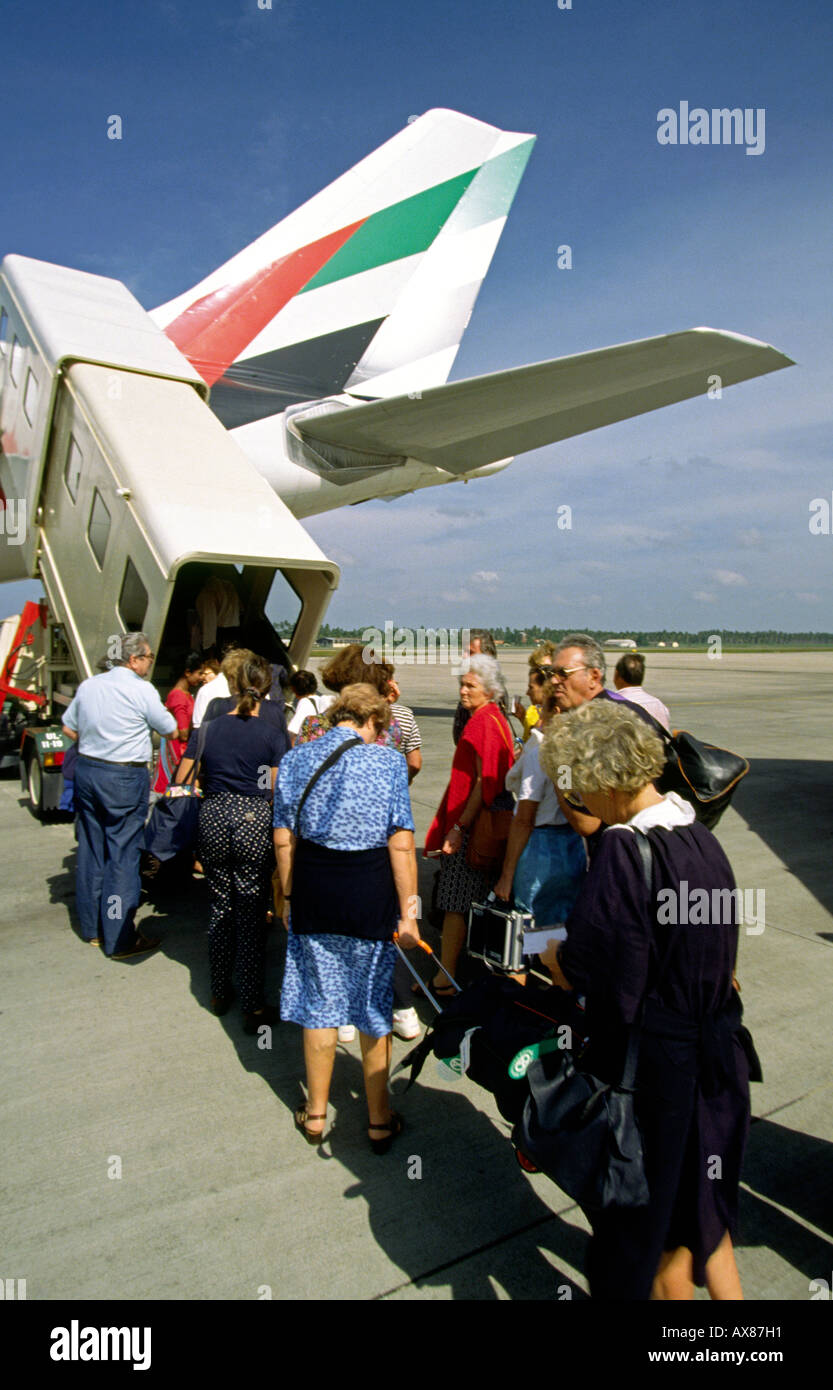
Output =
[
  {"x1": 140, "y1": 651, "x2": 154, "y2": 660},
  {"x1": 548, "y1": 664, "x2": 588, "y2": 680},
  {"x1": 561, "y1": 788, "x2": 585, "y2": 809}
]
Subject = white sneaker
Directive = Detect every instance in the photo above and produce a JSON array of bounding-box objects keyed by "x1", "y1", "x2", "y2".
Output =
[
  {"x1": 337, "y1": 1024, "x2": 356, "y2": 1043},
  {"x1": 392, "y1": 1007, "x2": 421, "y2": 1041}
]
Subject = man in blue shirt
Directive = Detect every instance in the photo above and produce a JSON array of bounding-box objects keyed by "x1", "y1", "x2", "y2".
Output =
[{"x1": 63, "y1": 632, "x2": 177, "y2": 957}]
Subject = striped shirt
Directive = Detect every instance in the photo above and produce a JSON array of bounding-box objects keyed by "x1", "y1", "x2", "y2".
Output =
[{"x1": 391, "y1": 702, "x2": 421, "y2": 755}]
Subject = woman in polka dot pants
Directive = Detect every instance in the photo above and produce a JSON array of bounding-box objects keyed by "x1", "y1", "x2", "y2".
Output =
[
  {"x1": 176, "y1": 654, "x2": 288, "y2": 1031},
  {"x1": 199, "y1": 793, "x2": 274, "y2": 1024}
]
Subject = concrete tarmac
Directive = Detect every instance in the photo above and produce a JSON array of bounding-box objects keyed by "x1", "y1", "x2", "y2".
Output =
[{"x1": 1, "y1": 651, "x2": 831, "y2": 1301}]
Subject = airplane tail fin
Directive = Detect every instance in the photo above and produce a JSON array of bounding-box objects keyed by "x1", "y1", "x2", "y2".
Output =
[{"x1": 151, "y1": 110, "x2": 534, "y2": 428}]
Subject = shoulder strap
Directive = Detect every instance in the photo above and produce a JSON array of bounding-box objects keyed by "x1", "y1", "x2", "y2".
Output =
[
  {"x1": 634, "y1": 829, "x2": 685, "y2": 992},
  {"x1": 488, "y1": 710, "x2": 513, "y2": 755},
  {"x1": 619, "y1": 830, "x2": 683, "y2": 1091},
  {"x1": 293, "y1": 735, "x2": 362, "y2": 836},
  {"x1": 181, "y1": 719, "x2": 209, "y2": 786}
]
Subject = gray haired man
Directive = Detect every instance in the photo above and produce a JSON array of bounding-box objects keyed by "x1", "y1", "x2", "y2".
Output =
[
  {"x1": 547, "y1": 633, "x2": 608, "y2": 712},
  {"x1": 546, "y1": 633, "x2": 668, "y2": 838},
  {"x1": 548, "y1": 633, "x2": 665, "y2": 729},
  {"x1": 62, "y1": 633, "x2": 178, "y2": 957}
]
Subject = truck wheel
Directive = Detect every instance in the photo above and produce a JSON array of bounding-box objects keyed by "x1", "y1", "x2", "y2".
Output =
[{"x1": 27, "y1": 752, "x2": 44, "y2": 819}]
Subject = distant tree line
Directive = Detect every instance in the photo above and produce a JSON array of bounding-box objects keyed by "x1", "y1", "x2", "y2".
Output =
[{"x1": 274, "y1": 622, "x2": 833, "y2": 647}]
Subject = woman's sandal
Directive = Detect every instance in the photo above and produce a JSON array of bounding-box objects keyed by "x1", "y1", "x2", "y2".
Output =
[
  {"x1": 368, "y1": 1111, "x2": 404, "y2": 1155},
  {"x1": 294, "y1": 1106, "x2": 327, "y2": 1146}
]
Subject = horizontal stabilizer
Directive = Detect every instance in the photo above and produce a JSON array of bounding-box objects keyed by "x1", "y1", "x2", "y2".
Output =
[{"x1": 294, "y1": 329, "x2": 794, "y2": 474}]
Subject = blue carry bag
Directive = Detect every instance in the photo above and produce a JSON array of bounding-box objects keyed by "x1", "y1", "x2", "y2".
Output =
[{"x1": 143, "y1": 722, "x2": 207, "y2": 862}]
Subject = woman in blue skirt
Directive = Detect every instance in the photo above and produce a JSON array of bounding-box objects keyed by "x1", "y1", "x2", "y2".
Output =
[
  {"x1": 494, "y1": 682, "x2": 587, "y2": 923},
  {"x1": 273, "y1": 684, "x2": 421, "y2": 1151}
]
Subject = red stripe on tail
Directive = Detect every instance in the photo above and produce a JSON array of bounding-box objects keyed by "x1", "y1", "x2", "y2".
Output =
[{"x1": 164, "y1": 218, "x2": 367, "y2": 385}]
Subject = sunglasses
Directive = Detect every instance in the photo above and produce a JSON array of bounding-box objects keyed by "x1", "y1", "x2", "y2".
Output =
[
  {"x1": 548, "y1": 663, "x2": 588, "y2": 680},
  {"x1": 561, "y1": 787, "x2": 586, "y2": 810}
]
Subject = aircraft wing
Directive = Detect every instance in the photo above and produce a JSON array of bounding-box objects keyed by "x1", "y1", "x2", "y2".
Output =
[{"x1": 294, "y1": 328, "x2": 794, "y2": 475}]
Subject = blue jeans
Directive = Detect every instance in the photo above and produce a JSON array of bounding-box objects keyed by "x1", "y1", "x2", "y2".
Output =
[{"x1": 74, "y1": 758, "x2": 150, "y2": 955}]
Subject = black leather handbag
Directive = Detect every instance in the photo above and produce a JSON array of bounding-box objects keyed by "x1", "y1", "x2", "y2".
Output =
[
  {"x1": 655, "y1": 728, "x2": 749, "y2": 830},
  {"x1": 608, "y1": 692, "x2": 749, "y2": 829},
  {"x1": 512, "y1": 834, "x2": 664, "y2": 1211},
  {"x1": 514, "y1": 1006, "x2": 651, "y2": 1210}
]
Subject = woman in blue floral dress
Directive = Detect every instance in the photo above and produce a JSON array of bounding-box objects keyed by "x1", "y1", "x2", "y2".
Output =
[{"x1": 273, "y1": 684, "x2": 421, "y2": 1151}]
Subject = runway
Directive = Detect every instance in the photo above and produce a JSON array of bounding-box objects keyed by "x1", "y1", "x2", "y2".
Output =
[{"x1": 1, "y1": 650, "x2": 831, "y2": 1301}]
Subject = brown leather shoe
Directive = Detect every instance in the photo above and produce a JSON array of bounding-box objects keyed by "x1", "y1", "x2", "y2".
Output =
[{"x1": 111, "y1": 933, "x2": 161, "y2": 960}]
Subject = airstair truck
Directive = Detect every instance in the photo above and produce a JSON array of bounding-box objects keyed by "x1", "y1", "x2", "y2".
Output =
[{"x1": 0, "y1": 255, "x2": 339, "y2": 815}]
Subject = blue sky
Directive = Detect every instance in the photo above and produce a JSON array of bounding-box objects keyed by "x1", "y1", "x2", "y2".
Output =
[{"x1": 4, "y1": 0, "x2": 831, "y2": 632}]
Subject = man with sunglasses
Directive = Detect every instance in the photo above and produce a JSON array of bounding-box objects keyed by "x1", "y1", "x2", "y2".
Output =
[
  {"x1": 541, "y1": 637, "x2": 604, "y2": 709},
  {"x1": 545, "y1": 634, "x2": 665, "y2": 838},
  {"x1": 62, "y1": 632, "x2": 178, "y2": 958}
]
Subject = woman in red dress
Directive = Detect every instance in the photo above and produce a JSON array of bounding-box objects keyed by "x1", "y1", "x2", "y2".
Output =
[{"x1": 424, "y1": 655, "x2": 514, "y2": 994}]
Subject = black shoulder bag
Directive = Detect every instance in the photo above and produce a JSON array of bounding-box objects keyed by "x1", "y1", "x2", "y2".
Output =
[
  {"x1": 655, "y1": 728, "x2": 749, "y2": 829},
  {"x1": 276, "y1": 736, "x2": 363, "y2": 917},
  {"x1": 512, "y1": 832, "x2": 679, "y2": 1212}
]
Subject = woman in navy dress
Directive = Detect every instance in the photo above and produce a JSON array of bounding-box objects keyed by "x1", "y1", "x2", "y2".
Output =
[
  {"x1": 273, "y1": 684, "x2": 421, "y2": 1150},
  {"x1": 539, "y1": 700, "x2": 752, "y2": 1301}
]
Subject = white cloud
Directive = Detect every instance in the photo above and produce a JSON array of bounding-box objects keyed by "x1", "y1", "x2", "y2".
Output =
[
  {"x1": 713, "y1": 570, "x2": 748, "y2": 587},
  {"x1": 693, "y1": 591, "x2": 717, "y2": 602},
  {"x1": 472, "y1": 570, "x2": 499, "y2": 585},
  {"x1": 795, "y1": 591, "x2": 820, "y2": 602},
  {"x1": 737, "y1": 527, "x2": 764, "y2": 548}
]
